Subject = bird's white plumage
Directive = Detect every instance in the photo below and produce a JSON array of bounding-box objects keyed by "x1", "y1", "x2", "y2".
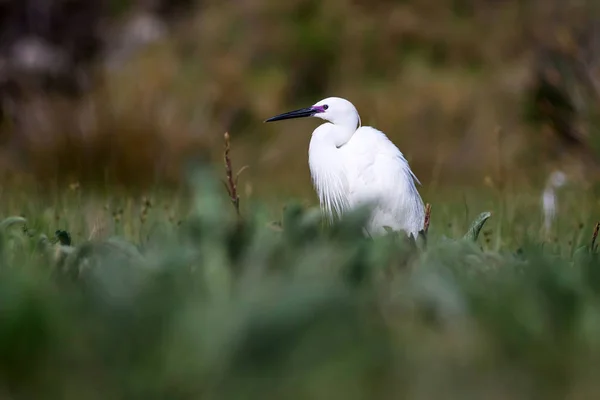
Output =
[
  {"x1": 542, "y1": 170, "x2": 567, "y2": 232},
  {"x1": 307, "y1": 97, "x2": 425, "y2": 237},
  {"x1": 267, "y1": 96, "x2": 425, "y2": 237}
]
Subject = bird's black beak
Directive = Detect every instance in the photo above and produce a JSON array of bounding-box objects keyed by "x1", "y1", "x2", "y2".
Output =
[{"x1": 264, "y1": 107, "x2": 316, "y2": 123}]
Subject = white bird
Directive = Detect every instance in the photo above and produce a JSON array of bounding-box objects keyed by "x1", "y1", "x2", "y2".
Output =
[
  {"x1": 542, "y1": 170, "x2": 567, "y2": 233},
  {"x1": 265, "y1": 96, "x2": 425, "y2": 237}
]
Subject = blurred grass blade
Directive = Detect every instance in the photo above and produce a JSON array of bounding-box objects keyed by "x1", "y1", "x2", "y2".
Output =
[
  {"x1": 463, "y1": 212, "x2": 492, "y2": 242},
  {"x1": 0, "y1": 217, "x2": 27, "y2": 231}
]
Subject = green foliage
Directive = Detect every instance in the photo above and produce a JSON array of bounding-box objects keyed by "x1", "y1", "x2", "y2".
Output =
[
  {"x1": 0, "y1": 172, "x2": 599, "y2": 398},
  {"x1": 6, "y1": 0, "x2": 600, "y2": 192},
  {"x1": 463, "y1": 211, "x2": 492, "y2": 242}
]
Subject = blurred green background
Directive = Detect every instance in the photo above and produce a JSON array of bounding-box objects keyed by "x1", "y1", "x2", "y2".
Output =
[{"x1": 2, "y1": 0, "x2": 600, "y2": 201}]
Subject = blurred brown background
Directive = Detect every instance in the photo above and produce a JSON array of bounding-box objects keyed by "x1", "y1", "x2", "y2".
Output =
[{"x1": 2, "y1": 0, "x2": 600, "y2": 200}]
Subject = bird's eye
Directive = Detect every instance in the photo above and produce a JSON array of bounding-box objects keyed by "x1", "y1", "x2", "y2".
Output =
[{"x1": 323, "y1": 105, "x2": 328, "y2": 110}]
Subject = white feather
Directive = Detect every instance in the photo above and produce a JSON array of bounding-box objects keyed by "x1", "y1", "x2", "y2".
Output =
[
  {"x1": 541, "y1": 170, "x2": 567, "y2": 232},
  {"x1": 305, "y1": 97, "x2": 425, "y2": 237}
]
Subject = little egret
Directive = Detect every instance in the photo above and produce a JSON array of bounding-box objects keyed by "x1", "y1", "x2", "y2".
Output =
[
  {"x1": 542, "y1": 170, "x2": 567, "y2": 233},
  {"x1": 265, "y1": 97, "x2": 425, "y2": 237}
]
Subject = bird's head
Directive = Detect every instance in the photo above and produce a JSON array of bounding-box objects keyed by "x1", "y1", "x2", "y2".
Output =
[
  {"x1": 548, "y1": 171, "x2": 567, "y2": 189},
  {"x1": 265, "y1": 97, "x2": 361, "y2": 131}
]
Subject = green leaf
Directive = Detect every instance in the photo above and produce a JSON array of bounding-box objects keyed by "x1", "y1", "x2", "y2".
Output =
[
  {"x1": 383, "y1": 226, "x2": 394, "y2": 235},
  {"x1": 282, "y1": 202, "x2": 305, "y2": 232},
  {"x1": 463, "y1": 212, "x2": 492, "y2": 242},
  {"x1": 573, "y1": 245, "x2": 591, "y2": 265},
  {"x1": 0, "y1": 217, "x2": 27, "y2": 231}
]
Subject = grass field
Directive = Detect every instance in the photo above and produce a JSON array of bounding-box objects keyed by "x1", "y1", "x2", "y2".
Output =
[
  {"x1": 1, "y1": 157, "x2": 600, "y2": 399},
  {"x1": 4, "y1": 1, "x2": 600, "y2": 398}
]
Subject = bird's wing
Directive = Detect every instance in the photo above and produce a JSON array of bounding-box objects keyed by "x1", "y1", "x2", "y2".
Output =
[
  {"x1": 308, "y1": 126, "x2": 351, "y2": 221},
  {"x1": 343, "y1": 126, "x2": 424, "y2": 234}
]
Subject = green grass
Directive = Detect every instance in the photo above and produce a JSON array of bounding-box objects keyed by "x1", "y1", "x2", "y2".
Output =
[
  {"x1": 2, "y1": 1, "x2": 600, "y2": 397},
  {"x1": 0, "y1": 167, "x2": 600, "y2": 399}
]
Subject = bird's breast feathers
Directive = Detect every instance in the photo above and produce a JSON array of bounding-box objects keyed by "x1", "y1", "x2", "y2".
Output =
[{"x1": 308, "y1": 124, "x2": 424, "y2": 235}]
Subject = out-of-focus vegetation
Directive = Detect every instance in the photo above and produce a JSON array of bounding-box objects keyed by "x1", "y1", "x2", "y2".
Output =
[
  {"x1": 2, "y1": 0, "x2": 600, "y2": 198},
  {"x1": 0, "y1": 167, "x2": 599, "y2": 399},
  {"x1": 3, "y1": 2, "x2": 600, "y2": 397}
]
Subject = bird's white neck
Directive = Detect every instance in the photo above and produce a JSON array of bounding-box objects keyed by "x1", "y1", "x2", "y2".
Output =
[
  {"x1": 315, "y1": 110, "x2": 360, "y2": 147},
  {"x1": 332, "y1": 112, "x2": 360, "y2": 132},
  {"x1": 308, "y1": 124, "x2": 352, "y2": 220},
  {"x1": 314, "y1": 123, "x2": 356, "y2": 147}
]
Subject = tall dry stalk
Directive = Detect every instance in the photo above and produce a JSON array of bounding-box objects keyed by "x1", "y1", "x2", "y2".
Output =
[
  {"x1": 222, "y1": 132, "x2": 248, "y2": 219},
  {"x1": 423, "y1": 203, "x2": 432, "y2": 234},
  {"x1": 592, "y1": 221, "x2": 600, "y2": 251}
]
